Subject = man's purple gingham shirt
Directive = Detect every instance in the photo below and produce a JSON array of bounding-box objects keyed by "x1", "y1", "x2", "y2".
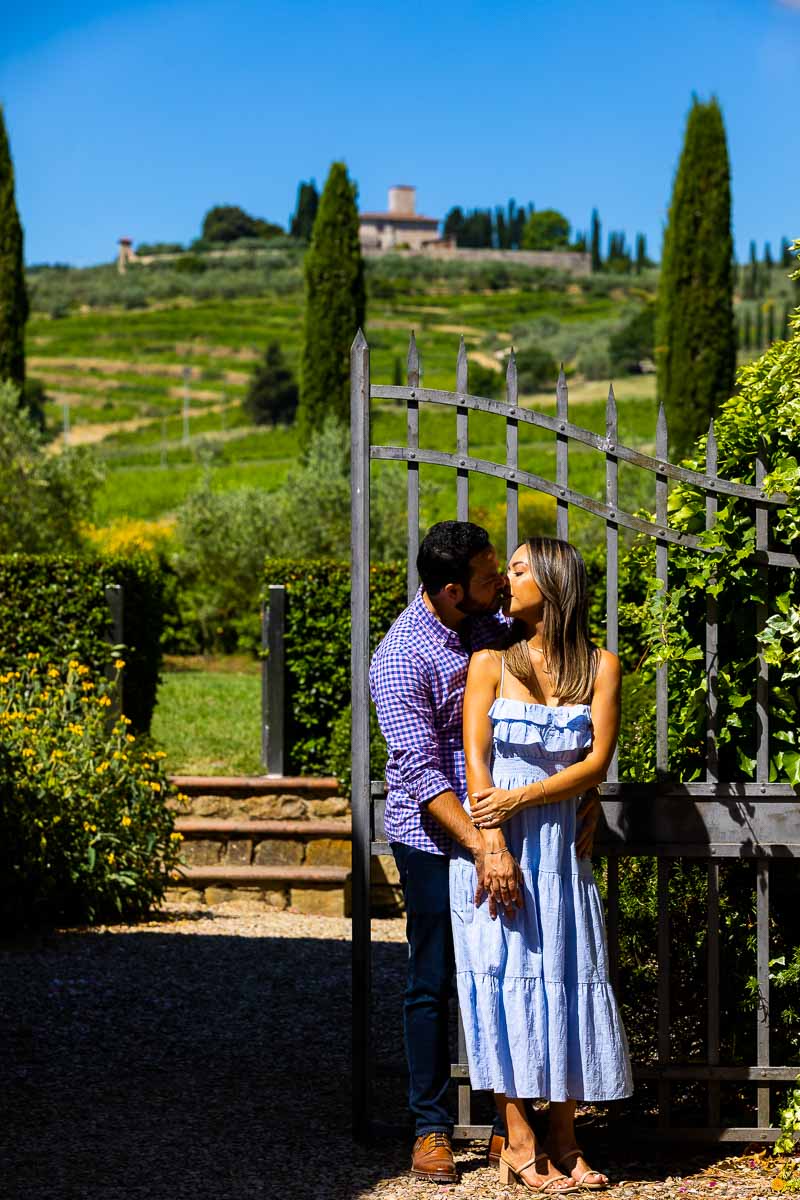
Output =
[{"x1": 369, "y1": 588, "x2": 508, "y2": 856}]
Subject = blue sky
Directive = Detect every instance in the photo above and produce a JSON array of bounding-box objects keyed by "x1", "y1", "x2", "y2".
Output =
[{"x1": 1, "y1": 0, "x2": 798, "y2": 267}]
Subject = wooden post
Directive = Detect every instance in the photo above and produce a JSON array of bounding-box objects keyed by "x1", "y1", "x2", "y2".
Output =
[
  {"x1": 351, "y1": 329, "x2": 372, "y2": 1142},
  {"x1": 261, "y1": 586, "x2": 285, "y2": 775}
]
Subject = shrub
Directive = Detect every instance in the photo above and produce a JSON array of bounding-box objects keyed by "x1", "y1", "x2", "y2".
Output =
[
  {"x1": 467, "y1": 360, "x2": 504, "y2": 399},
  {"x1": 609, "y1": 304, "x2": 656, "y2": 374},
  {"x1": 243, "y1": 341, "x2": 298, "y2": 425},
  {"x1": 0, "y1": 656, "x2": 181, "y2": 928},
  {"x1": 516, "y1": 344, "x2": 558, "y2": 392},
  {"x1": 0, "y1": 554, "x2": 165, "y2": 732},
  {"x1": 0, "y1": 383, "x2": 103, "y2": 553}
]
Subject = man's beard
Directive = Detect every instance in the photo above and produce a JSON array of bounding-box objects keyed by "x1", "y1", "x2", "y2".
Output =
[{"x1": 455, "y1": 590, "x2": 505, "y2": 617}]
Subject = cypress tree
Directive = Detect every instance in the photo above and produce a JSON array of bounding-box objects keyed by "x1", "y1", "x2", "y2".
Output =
[
  {"x1": 764, "y1": 241, "x2": 773, "y2": 270},
  {"x1": 590, "y1": 209, "x2": 602, "y2": 272},
  {"x1": 755, "y1": 305, "x2": 764, "y2": 349},
  {"x1": 290, "y1": 181, "x2": 319, "y2": 241},
  {"x1": 780, "y1": 237, "x2": 792, "y2": 269},
  {"x1": 297, "y1": 161, "x2": 365, "y2": 445},
  {"x1": 655, "y1": 96, "x2": 736, "y2": 458},
  {"x1": 0, "y1": 106, "x2": 28, "y2": 389},
  {"x1": 635, "y1": 233, "x2": 648, "y2": 273},
  {"x1": 766, "y1": 303, "x2": 776, "y2": 345}
]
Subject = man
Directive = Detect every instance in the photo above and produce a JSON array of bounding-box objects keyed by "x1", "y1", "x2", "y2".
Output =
[
  {"x1": 369, "y1": 521, "x2": 511, "y2": 1183},
  {"x1": 370, "y1": 521, "x2": 601, "y2": 1183}
]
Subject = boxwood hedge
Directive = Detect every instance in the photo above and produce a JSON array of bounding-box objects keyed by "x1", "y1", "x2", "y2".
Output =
[{"x1": 0, "y1": 554, "x2": 164, "y2": 732}]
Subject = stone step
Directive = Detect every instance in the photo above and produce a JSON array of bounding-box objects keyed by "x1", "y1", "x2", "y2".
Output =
[
  {"x1": 169, "y1": 774, "x2": 339, "y2": 796},
  {"x1": 174, "y1": 818, "x2": 352, "y2": 839},
  {"x1": 168, "y1": 863, "x2": 352, "y2": 918},
  {"x1": 175, "y1": 864, "x2": 349, "y2": 886},
  {"x1": 167, "y1": 774, "x2": 348, "y2": 822}
]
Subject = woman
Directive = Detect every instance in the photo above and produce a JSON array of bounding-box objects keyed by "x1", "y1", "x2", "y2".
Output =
[{"x1": 450, "y1": 537, "x2": 632, "y2": 1193}]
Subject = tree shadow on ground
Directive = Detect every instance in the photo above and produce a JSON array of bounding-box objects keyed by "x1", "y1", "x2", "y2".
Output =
[{"x1": 0, "y1": 914, "x2": 408, "y2": 1200}]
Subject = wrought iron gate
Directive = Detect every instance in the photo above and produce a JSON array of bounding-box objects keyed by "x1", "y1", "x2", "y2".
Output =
[{"x1": 350, "y1": 328, "x2": 799, "y2": 1143}]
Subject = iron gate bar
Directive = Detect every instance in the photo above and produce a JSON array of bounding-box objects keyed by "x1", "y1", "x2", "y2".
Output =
[
  {"x1": 505, "y1": 352, "x2": 519, "y2": 561},
  {"x1": 556, "y1": 367, "x2": 569, "y2": 539},
  {"x1": 369, "y1": 446, "x2": 799, "y2": 567},
  {"x1": 369, "y1": 384, "x2": 788, "y2": 504},
  {"x1": 406, "y1": 335, "x2": 420, "y2": 602},
  {"x1": 350, "y1": 330, "x2": 371, "y2": 1142},
  {"x1": 605, "y1": 385, "x2": 619, "y2": 782}
]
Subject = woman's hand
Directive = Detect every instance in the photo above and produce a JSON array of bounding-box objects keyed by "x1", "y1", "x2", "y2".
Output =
[
  {"x1": 470, "y1": 786, "x2": 524, "y2": 828},
  {"x1": 474, "y1": 830, "x2": 525, "y2": 919}
]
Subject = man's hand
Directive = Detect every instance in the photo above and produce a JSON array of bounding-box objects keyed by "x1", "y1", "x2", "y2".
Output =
[
  {"x1": 469, "y1": 786, "x2": 524, "y2": 828},
  {"x1": 473, "y1": 832, "x2": 524, "y2": 919},
  {"x1": 576, "y1": 786, "x2": 602, "y2": 858}
]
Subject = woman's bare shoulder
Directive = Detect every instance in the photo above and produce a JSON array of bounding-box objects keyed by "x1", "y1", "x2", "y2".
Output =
[
  {"x1": 595, "y1": 647, "x2": 622, "y2": 683},
  {"x1": 468, "y1": 647, "x2": 503, "y2": 678}
]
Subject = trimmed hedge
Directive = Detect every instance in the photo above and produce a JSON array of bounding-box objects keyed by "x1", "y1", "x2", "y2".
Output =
[
  {"x1": 263, "y1": 558, "x2": 407, "y2": 776},
  {"x1": 0, "y1": 554, "x2": 164, "y2": 732}
]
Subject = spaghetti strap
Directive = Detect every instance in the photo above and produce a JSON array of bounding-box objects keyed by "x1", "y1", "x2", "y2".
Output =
[{"x1": 499, "y1": 654, "x2": 506, "y2": 699}]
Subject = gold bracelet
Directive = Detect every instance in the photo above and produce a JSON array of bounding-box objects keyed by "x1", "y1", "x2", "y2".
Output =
[
  {"x1": 484, "y1": 848, "x2": 512, "y2": 857},
  {"x1": 538, "y1": 780, "x2": 547, "y2": 804}
]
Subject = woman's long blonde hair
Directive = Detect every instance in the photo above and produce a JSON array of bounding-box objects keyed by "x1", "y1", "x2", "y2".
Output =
[{"x1": 504, "y1": 536, "x2": 598, "y2": 704}]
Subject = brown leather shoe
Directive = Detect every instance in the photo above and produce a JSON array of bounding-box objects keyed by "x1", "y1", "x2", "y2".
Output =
[
  {"x1": 411, "y1": 1132, "x2": 457, "y2": 1183},
  {"x1": 487, "y1": 1130, "x2": 505, "y2": 1167}
]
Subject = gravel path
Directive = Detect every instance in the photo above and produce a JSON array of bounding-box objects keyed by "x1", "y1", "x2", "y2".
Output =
[{"x1": 0, "y1": 904, "x2": 786, "y2": 1200}]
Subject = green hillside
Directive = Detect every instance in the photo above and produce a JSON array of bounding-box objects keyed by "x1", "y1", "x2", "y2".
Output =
[{"x1": 24, "y1": 248, "x2": 795, "y2": 538}]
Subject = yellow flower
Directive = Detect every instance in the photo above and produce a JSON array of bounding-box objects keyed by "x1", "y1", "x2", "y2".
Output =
[
  {"x1": 113, "y1": 659, "x2": 126, "y2": 671},
  {"x1": 170, "y1": 832, "x2": 183, "y2": 841},
  {"x1": 26, "y1": 652, "x2": 40, "y2": 661},
  {"x1": 50, "y1": 749, "x2": 64, "y2": 760},
  {"x1": 126, "y1": 735, "x2": 135, "y2": 744},
  {"x1": 149, "y1": 782, "x2": 162, "y2": 792},
  {"x1": 98, "y1": 695, "x2": 112, "y2": 708},
  {"x1": 81, "y1": 681, "x2": 95, "y2": 692},
  {"x1": 106, "y1": 852, "x2": 115, "y2": 865},
  {"x1": 77, "y1": 665, "x2": 89, "y2": 676},
  {"x1": 83, "y1": 821, "x2": 91, "y2": 831},
  {"x1": 121, "y1": 815, "x2": 132, "y2": 827},
  {"x1": 21, "y1": 747, "x2": 35, "y2": 758},
  {"x1": 154, "y1": 751, "x2": 167, "y2": 759},
  {"x1": 68, "y1": 660, "x2": 80, "y2": 671},
  {"x1": 96, "y1": 761, "x2": 109, "y2": 774},
  {"x1": 47, "y1": 668, "x2": 60, "y2": 680}
]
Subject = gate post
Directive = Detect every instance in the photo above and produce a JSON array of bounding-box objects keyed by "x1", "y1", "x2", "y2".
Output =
[
  {"x1": 351, "y1": 329, "x2": 372, "y2": 1141},
  {"x1": 261, "y1": 585, "x2": 285, "y2": 776}
]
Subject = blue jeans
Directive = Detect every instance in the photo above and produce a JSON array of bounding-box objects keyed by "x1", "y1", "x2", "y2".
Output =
[{"x1": 391, "y1": 842, "x2": 455, "y2": 1137}]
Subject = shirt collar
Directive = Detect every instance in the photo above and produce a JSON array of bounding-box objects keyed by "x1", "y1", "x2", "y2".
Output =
[{"x1": 413, "y1": 587, "x2": 465, "y2": 650}]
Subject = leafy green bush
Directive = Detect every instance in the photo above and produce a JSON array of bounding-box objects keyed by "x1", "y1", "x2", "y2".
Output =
[
  {"x1": 0, "y1": 383, "x2": 103, "y2": 553},
  {"x1": 516, "y1": 344, "x2": 558, "y2": 391},
  {"x1": 0, "y1": 657, "x2": 181, "y2": 928},
  {"x1": 0, "y1": 554, "x2": 165, "y2": 732},
  {"x1": 262, "y1": 559, "x2": 406, "y2": 776}
]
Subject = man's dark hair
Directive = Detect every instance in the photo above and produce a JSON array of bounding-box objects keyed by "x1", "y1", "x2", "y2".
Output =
[{"x1": 417, "y1": 521, "x2": 491, "y2": 595}]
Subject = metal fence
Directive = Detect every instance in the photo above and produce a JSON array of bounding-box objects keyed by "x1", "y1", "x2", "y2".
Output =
[{"x1": 350, "y1": 328, "x2": 800, "y2": 1144}]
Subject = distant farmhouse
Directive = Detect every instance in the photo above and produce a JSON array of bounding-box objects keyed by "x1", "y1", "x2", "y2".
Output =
[
  {"x1": 358, "y1": 186, "x2": 446, "y2": 253},
  {"x1": 359, "y1": 186, "x2": 591, "y2": 275}
]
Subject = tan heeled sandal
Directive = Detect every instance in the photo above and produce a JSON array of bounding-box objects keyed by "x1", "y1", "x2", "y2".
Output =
[
  {"x1": 499, "y1": 1150, "x2": 580, "y2": 1195},
  {"x1": 553, "y1": 1147, "x2": 609, "y2": 1192}
]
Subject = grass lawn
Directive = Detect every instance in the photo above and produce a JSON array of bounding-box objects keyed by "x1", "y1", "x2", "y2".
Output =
[{"x1": 150, "y1": 656, "x2": 262, "y2": 776}]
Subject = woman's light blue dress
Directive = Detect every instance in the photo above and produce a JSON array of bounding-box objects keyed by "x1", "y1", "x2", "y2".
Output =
[{"x1": 450, "y1": 663, "x2": 633, "y2": 1101}]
